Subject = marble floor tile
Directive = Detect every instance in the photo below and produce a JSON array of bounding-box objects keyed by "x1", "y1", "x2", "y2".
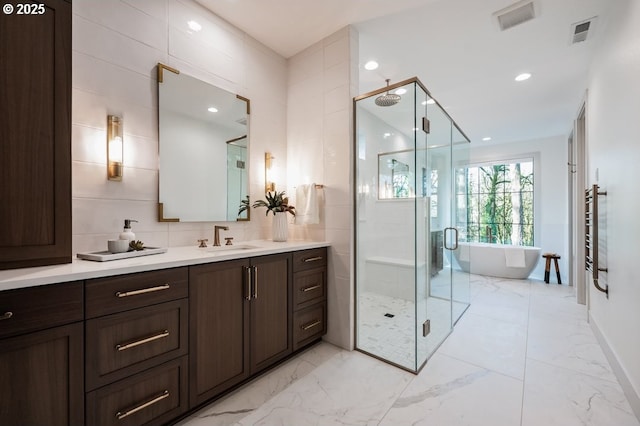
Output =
[
  {"x1": 176, "y1": 344, "x2": 343, "y2": 426},
  {"x1": 522, "y1": 359, "x2": 639, "y2": 426},
  {"x1": 236, "y1": 350, "x2": 413, "y2": 425},
  {"x1": 438, "y1": 312, "x2": 528, "y2": 379},
  {"x1": 527, "y1": 315, "x2": 617, "y2": 382},
  {"x1": 380, "y1": 353, "x2": 523, "y2": 426},
  {"x1": 467, "y1": 288, "x2": 530, "y2": 325}
]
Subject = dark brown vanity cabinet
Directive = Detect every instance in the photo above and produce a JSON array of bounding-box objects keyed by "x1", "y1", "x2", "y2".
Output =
[
  {"x1": 292, "y1": 248, "x2": 328, "y2": 350},
  {"x1": 189, "y1": 253, "x2": 292, "y2": 407},
  {"x1": 0, "y1": 0, "x2": 72, "y2": 270},
  {"x1": 85, "y1": 268, "x2": 189, "y2": 426},
  {"x1": 0, "y1": 282, "x2": 84, "y2": 426}
]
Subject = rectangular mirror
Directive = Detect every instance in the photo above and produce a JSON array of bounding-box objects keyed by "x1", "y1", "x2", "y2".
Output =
[{"x1": 157, "y1": 63, "x2": 250, "y2": 222}]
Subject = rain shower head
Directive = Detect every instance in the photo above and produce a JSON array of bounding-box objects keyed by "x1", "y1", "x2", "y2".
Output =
[{"x1": 375, "y1": 79, "x2": 401, "y2": 107}]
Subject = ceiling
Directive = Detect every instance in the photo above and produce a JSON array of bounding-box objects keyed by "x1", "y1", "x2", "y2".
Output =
[{"x1": 196, "y1": 0, "x2": 614, "y2": 145}]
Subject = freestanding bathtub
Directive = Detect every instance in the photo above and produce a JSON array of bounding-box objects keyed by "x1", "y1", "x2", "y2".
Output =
[{"x1": 452, "y1": 242, "x2": 541, "y2": 279}]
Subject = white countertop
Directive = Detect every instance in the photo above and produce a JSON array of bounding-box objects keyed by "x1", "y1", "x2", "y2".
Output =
[{"x1": 0, "y1": 240, "x2": 329, "y2": 292}]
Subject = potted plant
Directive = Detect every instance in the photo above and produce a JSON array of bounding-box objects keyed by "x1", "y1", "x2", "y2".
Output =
[{"x1": 252, "y1": 191, "x2": 295, "y2": 241}]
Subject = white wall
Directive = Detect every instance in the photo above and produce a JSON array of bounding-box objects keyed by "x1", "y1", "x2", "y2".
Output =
[
  {"x1": 470, "y1": 135, "x2": 569, "y2": 282},
  {"x1": 586, "y1": 0, "x2": 640, "y2": 415},
  {"x1": 71, "y1": 0, "x2": 287, "y2": 253},
  {"x1": 286, "y1": 27, "x2": 358, "y2": 349}
]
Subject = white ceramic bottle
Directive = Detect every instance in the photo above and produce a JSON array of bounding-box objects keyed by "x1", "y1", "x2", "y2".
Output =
[{"x1": 119, "y1": 219, "x2": 138, "y2": 241}]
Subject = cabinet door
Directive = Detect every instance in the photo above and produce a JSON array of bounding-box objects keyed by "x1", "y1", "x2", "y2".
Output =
[
  {"x1": 250, "y1": 253, "x2": 292, "y2": 373},
  {"x1": 0, "y1": 322, "x2": 84, "y2": 425},
  {"x1": 0, "y1": 0, "x2": 72, "y2": 270},
  {"x1": 189, "y1": 259, "x2": 250, "y2": 407}
]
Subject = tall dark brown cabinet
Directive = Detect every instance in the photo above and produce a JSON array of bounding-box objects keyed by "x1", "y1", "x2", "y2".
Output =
[{"x1": 0, "y1": 0, "x2": 72, "y2": 270}]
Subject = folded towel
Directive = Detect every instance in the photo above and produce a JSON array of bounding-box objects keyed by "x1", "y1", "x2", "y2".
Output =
[
  {"x1": 295, "y1": 184, "x2": 319, "y2": 225},
  {"x1": 505, "y1": 248, "x2": 526, "y2": 268}
]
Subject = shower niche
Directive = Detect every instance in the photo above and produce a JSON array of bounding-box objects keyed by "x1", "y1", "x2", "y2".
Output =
[{"x1": 354, "y1": 77, "x2": 471, "y2": 372}]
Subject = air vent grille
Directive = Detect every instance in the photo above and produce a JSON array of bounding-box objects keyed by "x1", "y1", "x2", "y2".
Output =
[
  {"x1": 494, "y1": 0, "x2": 536, "y2": 31},
  {"x1": 571, "y1": 18, "x2": 596, "y2": 44}
]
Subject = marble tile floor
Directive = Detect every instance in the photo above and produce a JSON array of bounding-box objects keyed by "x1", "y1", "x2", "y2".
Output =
[{"x1": 178, "y1": 275, "x2": 640, "y2": 426}]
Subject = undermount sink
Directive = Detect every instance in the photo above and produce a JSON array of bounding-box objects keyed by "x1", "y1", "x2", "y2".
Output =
[{"x1": 205, "y1": 244, "x2": 258, "y2": 253}]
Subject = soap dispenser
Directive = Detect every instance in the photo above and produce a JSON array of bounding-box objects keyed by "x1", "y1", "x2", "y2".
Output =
[{"x1": 119, "y1": 219, "x2": 138, "y2": 241}]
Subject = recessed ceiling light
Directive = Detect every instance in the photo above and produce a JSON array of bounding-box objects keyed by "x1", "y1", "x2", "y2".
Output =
[
  {"x1": 395, "y1": 88, "x2": 407, "y2": 95},
  {"x1": 515, "y1": 72, "x2": 531, "y2": 82},
  {"x1": 364, "y1": 60, "x2": 379, "y2": 71},
  {"x1": 482, "y1": 137, "x2": 492, "y2": 141},
  {"x1": 207, "y1": 107, "x2": 218, "y2": 113},
  {"x1": 188, "y1": 20, "x2": 202, "y2": 32},
  {"x1": 383, "y1": 132, "x2": 392, "y2": 138},
  {"x1": 426, "y1": 98, "x2": 435, "y2": 105}
]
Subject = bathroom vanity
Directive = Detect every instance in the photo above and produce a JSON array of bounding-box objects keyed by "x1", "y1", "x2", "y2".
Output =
[{"x1": 0, "y1": 241, "x2": 328, "y2": 426}]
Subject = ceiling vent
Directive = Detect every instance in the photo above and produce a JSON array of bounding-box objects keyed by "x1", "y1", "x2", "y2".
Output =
[
  {"x1": 494, "y1": 0, "x2": 536, "y2": 31},
  {"x1": 571, "y1": 17, "x2": 597, "y2": 44}
]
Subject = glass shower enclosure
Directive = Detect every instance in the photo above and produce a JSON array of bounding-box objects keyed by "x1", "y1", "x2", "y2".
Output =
[{"x1": 354, "y1": 77, "x2": 471, "y2": 372}]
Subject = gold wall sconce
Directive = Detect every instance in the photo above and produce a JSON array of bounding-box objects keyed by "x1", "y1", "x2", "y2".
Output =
[
  {"x1": 107, "y1": 115, "x2": 123, "y2": 181},
  {"x1": 265, "y1": 152, "x2": 275, "y2": 192}
]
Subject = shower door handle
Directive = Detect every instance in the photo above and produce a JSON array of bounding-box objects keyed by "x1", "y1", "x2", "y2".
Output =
[{"x1": 444, "y1": 227, "x2": 459, "y2": 251}]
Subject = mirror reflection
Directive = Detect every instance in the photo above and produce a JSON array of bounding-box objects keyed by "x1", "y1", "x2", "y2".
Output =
[{"x1": 157, "y1": 63, "x2": 250, "y2": 222}]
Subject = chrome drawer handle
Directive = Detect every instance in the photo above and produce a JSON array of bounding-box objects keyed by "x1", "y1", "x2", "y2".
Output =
[
  {"x1": 0, "y1": 311, "x2": 13, "y2": 321},
  {"x1": 301, "y1": 319, "x2": 321, "y2": 331},
  {"x1": 115, "y1": 284, "x2": 170, "y2": 298},
  {"x1": 115, "y1": 330, "x2": 169, "y2": 351},
  {"x1": 303, "y1": 256, "x2": 323, "y2": 263},
  {"x1": 116, "y1": 390, "x2": 169, "y2": 420},
  {"x1": 301, "y1": 284, "x2": 321, "y2": 293}
]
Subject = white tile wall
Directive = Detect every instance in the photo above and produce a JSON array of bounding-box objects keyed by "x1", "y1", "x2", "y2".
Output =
[
  {"x1": 287, "y1": 26, "x2": 358, "y2": 350},
  {"x1": 72, "y1": 0, "x2": 287, "y2": 254}
]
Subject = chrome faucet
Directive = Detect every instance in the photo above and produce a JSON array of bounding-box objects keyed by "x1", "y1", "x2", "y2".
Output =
[{"x1": 213, "y1": 225, "x2": 229, "y2": 246}]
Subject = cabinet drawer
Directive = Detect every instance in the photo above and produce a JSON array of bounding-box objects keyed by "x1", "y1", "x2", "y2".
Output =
[
  {"x1": 86, "y1": 299, "x2": 188, "y2": 391},
  {"x1": 293, "y1": 269, "x2": 326, "y2": 310},
  {"x1": 86, "y1": 356, "x2": 188, "y2": 426},
  {"x1": 293, "y1": 302, "x2": 326, "y2": 351},
  {"x1": 292, "y1": 247, "x2": 327, "y2": 272},
  {"x1": 86, "y1": 268, "x2": 188, "y2": 318},
  {"x1": 0, "y1": 281, "x2": 83, "y2": 339}
]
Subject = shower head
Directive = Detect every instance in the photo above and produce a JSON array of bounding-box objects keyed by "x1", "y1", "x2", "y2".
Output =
[{"x1": 375, "y1": 79, "x2": 401, "y2": 107}]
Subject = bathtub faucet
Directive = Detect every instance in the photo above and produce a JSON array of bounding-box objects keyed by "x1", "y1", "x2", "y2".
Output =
[{"x1": 485, "y1": 226, "x2": 493, "y2": 243}]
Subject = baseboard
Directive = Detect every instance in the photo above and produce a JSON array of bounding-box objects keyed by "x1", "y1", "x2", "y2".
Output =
[{"x1": 589, "y1": 313, "x2": 640, "y2": 421}]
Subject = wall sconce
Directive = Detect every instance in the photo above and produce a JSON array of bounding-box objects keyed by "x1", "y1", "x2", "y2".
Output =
[
  {"x1": 107, "y1": 115, "x2": 123, "y2": 181},
  {"x1": 265, "y1": 152, "x2": 275, "y2": 192}
]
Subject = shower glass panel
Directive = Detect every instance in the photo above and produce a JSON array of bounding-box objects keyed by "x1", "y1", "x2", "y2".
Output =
[
  {"x1": 355, "y1": 78, "x2": 470, "y2": 373},
  {"x1": 452, "y1": 126, "x2": 471, "y2": 322}
]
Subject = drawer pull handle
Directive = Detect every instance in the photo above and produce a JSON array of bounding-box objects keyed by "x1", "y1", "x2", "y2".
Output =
[
  {"x1": 301, "y1": 284, "x2": 321, "y2": 293},
  {"x1": 115, "y1": 284, "x2": 170, "y2": 298},
  {"x1": 303, "y1": 256, "x2": 323, "y2": 263},
  {"x1": 301, "y1": 319, "x2": 322, "y2": 331},
  {"x1": 115, "y1": 330, "x2": 169, "y2": 351},
  {"x1": 116, "y1": 390, "x2": 169, "y2": 420},
  {"x1": 0, "y1": 311, "x2": 13, "y2": 321}
]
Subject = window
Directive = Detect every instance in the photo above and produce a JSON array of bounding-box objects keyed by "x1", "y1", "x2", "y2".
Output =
[{"x1": 455, "y1": 159, "x2": 534, "y2": 246}]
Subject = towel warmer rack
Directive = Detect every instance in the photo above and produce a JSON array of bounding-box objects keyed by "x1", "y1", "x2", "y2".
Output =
[{"x1": 585, "y1": 184, "x2": 608, "y2": 298}]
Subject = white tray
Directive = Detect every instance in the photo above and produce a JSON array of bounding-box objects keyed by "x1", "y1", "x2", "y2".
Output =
[{"x1": 77, "y1": 247, "x2": 167, "y2": 262}]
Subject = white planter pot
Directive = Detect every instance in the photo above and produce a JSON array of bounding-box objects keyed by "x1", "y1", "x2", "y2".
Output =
[{"x1": 272, "y1": 212, "x2": 288, "y2": 242}]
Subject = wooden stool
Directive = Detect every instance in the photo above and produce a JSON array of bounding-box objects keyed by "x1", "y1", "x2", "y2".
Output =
[{"x1": 542, "y1": 253, "x2": 561, "y2": 284}]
